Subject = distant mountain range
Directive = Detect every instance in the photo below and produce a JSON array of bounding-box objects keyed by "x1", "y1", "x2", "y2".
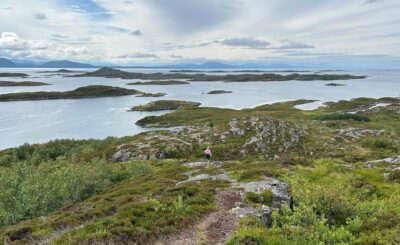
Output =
[
  {"x1": 0, "y1": 57, "x2": 304, "y2": 69},
  {"x1": 0, "y1": 58, "x2": 96, "y2": 68}
]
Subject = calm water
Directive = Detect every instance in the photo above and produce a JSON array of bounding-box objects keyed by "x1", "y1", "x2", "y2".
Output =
[{"x1": 0, "y1": 68, "x2": 399, "y2": 150}]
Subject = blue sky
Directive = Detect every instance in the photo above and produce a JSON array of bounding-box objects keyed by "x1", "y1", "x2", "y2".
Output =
[{"x1": 0, "y1": 0, "x2": 399, "y2": 67}]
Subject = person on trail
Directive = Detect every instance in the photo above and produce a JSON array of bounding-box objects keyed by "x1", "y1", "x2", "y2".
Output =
[{"x1": 204, "y1": 146, "x2": 212, "y2": 161}]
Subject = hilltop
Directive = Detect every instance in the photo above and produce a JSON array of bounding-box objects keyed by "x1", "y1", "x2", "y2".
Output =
[{"x1": 0, "y1": 97, "x2": 399, "y2": 244}]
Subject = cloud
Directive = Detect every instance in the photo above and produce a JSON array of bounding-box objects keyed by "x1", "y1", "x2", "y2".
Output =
[
  {"x1": 364, "y1": 0, "x2": 384, "y2": 4},
  {"x1": 130, "y1": 30, "x2": 142, "y2": 36},
  {"x1": 219, "y1": 38, "x2": 271, "y2": 49},
  {"x1": 116, "y1": 53, "x2": 159, "y2": 59},
  {"x1": 144, "y1": 0, "x2": 240, "y2": 32},
  {"x1": 52, "y1": 34, "x2": 69, "y2": 39},
  {"x1": 34, "y1": 13, "x2": 47, "y2": 20},
  {"x1": 276, "y1": 41, "x2": 315, "y2": 49},
  {"x1": 0, "y1": 32, "x2": 49, "y2": 50}
]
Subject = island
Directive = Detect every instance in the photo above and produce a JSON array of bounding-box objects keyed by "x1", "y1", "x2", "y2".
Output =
[
  {"x1": 0, "y1": 85, "x2": 143, "y2": 102},
  {"x1": 130, "y1": 100, "x2": 201, "y2": 111},
  {"x1": 325, "y1": 82, "x2": 346, "y2": 86},
  {"x1": 207, "y1": 90, "x2": 232, "y2": 94},
  {"x1": 0, "y1": 73, "x2": 29, "y2": 78},
  {"x1": 0, "y1": 81, "x2": 51, "y2": 87},
  {"x1": 74, "y1": 67, "x2": 367, "y2": 82},
  {"x1": 136, "y1": 93, "x2": 167, "y2": 97},
  {"x1": 127, "y1": 80, "x2": 189, "y2": 85},
  {"x1": 39, "y1": 69, "x2": 79, "y2": 73}
]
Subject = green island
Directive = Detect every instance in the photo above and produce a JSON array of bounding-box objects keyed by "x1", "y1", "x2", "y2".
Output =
[
  {"x1": 74, "y1": 67, "x2": 366, "y2": 82},
  {"x1": 127, "y1": 80, "x2": 190, "y2": 85},
  {"x1": 0, "y1": 85, "x2": 143, "y2": 101},
  {"x1": 1, "y1": 97, "x2": 400, "y2": 244},
  {"x1": 0, "y1": 81, "x2": 51, "y2": 87},
  {"x1": 135, "y1": 92, "x2": 167, "y2": 97},
  {"x1": 39, "y1": 69, "x2": 79, "y2": 73},
  {"x1": 131, "y1": 100, "x2": 201, "y2": 111},
  {"x1": 326, "y1": 82, "x2": 346, "y2": 86},
  {"x1": 0, "y1": 73, "x2": 29, "y2": 78},
  {"x1": 207, "y1": 90, "x2": 232, "y2": 94}
]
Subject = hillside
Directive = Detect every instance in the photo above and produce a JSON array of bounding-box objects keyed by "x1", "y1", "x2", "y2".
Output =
[{"x1": 0, "y1": 97, "x2": 400, "y2": 244}]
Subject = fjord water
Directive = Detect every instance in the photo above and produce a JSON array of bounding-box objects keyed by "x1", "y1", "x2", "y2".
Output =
[{"x1": 0, "y1": 68, "x2": 399, "y2": 150}]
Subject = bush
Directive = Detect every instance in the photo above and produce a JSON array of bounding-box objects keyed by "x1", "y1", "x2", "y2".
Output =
[{"x1": 315, "y1": 113, "x2": 370, "y2": 122}]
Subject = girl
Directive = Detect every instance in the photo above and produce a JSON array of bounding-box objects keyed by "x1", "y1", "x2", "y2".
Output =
[{"x1": 204, "y1": 146, "x2": 212, "y2": 161}]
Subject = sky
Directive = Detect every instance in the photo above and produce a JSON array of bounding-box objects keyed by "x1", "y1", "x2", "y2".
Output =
[{"x1": 0, "y1": 0, "x2": 399, "y2": 67}]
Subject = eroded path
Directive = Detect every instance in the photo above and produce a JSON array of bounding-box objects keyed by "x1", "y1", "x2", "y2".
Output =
[{"x1": 158, "y1": 189, "x2": 241, "y2": 245}]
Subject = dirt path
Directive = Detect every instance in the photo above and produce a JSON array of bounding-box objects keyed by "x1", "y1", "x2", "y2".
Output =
[{"x1": 157, "y1": 189, "x2": 242, "y2": 245}]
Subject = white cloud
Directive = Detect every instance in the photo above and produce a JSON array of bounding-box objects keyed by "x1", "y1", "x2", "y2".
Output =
[{"x1": 0, "y1": 0, "x2": 399, "y2": 64}]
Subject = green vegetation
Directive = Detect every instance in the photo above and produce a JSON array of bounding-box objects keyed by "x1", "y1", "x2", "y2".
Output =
[
  {"x1": 315, "y1": 113, "x2": 371, "y2": 122},
  {"x1": 245, "y1": 190, "x2": 273, "y2": 206},
  {"x1": 207, "y1": 90, "x2": 232, "y2": 94},
  {"x1": 127, "y1": 80, "x2": 189, "y2": 85},
  {"x1": 0, "y1": 81, "x2": 51, "y2": 87},
  {"x1": 228, "y1": 161, "x2": 400, "y2": 244},
  {"x1": 131, "y1": 100, "x2": 201, "y2": 112},
  {"x1": 1, "y1": 96, "x2": 400, "y2": 244},
  {"x1": 0, "y1": 85, "x2": 143, "y2": 101},
  {"x1": 75, "y1": 67, "x2": 366, "y2": 82}
]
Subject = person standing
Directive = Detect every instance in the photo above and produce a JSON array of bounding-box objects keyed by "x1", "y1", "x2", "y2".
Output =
[{"x1": 204, "y1": 146, "x2": 212, "y2": 162}]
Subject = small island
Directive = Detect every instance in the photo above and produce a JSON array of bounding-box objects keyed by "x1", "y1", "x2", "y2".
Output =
[
  {"x1": 325, "y1": 83, "x2": 346, "y2": 86},
  {"x1": 39, "y1": 69, "x2": 78, "y2": 73},
  {"x1": 130, "y1": 100, "x2": 201, "y2": 111},
  {"x1": 0, "y1": 81, "x2": 51, "y2": 87},
  {"x1": 127, "y1": 80, "x2": 189, "y2": 85},
  {"x1": 0, "y1": 85, "x2": 143, "y2": 102},
  {"x1": 136, "y1": 93, "x2": 167, "y2": 97},
  {"x1": 0, "y1": 73, "x2": 29, "y2": 78},
  {"x1": 207, "y1": 90, "x2": 232, "y2": 94}
]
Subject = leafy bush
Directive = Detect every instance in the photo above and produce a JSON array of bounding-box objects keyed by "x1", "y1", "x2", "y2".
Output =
[{"x1": 315, "y1": 113, "x2": 370, "y2": 122}]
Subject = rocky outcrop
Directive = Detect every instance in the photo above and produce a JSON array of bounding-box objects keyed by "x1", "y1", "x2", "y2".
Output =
[
  {"x1": 231, "y1": 178, "x2": 291, "y2": 226},
  {"x1": 110, "y1": 133, "x2": 194, "y2": 162},
  {"x1": 230, "y1": 117, "x2": 308, "y2": 157},
  {"x1": 368, "y1": 156, "x2": 400, "y2": 164}
]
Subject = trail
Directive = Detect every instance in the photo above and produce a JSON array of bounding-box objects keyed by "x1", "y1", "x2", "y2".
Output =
[{"x1": 157, "y1": 189, "x2": 242, "y2": 245}]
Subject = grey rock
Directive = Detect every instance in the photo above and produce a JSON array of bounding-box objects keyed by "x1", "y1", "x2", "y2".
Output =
[
  {"x1": 368, "y1": 156, "x2": 400, "y2": 164},
  {"x1": 232, "y1": 205, "x2": 273, "y2": 227},
  {"x1": 110, "y1": 150, "x2": 132, "y2": 162},
  {"x1": 232, "y1": 178, "x2": 291, "y2": 208}
]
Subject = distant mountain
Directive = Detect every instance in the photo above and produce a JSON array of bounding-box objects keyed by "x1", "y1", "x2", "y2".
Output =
[
  {"x1": 0, "y1": 57, "x2": 17, "y2": 67},
  {"x1": 39, "y1": 60, "x2": 95, "y2": 68}
]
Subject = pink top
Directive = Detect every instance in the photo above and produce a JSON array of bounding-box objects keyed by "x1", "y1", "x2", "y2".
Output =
[{"x1": 204, "y1": 148, "x2": 212, "y2": 155}]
